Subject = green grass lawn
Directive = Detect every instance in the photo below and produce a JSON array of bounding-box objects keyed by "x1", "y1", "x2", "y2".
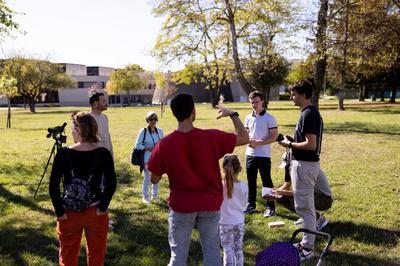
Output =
[{"x1": 0, "y1": 100, "x2": 399, "y2": 265}]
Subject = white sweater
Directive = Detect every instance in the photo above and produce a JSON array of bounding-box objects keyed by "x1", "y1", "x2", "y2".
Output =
[{"x1": 219, "y1": 180, "x2": 248, "y2": 225}]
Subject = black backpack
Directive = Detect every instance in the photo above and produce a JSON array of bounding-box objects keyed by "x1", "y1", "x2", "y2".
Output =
[{"x1": 62, "y1": 149, "x2": 99, "y2": 211}]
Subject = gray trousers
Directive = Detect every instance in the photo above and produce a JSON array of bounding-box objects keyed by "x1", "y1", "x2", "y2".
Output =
[
  {"x1": 167, "y1": 209, "x2": 222, "y2": 266},
  {"x1": 291, "y1": 160, "x2": 320, "y2": 250}
]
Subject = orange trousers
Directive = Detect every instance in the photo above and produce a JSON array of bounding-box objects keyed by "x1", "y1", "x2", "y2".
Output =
[{"x1": 56, "y1": 206, "x2": 109, "y2": 266}]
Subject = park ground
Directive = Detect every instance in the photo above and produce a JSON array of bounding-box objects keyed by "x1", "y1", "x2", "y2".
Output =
[{"x1": 0, "y1": 100, "x2": 399, "y2": 265}]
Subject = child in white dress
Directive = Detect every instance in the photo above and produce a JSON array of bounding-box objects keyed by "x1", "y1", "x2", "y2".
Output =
[{"x1": 219, "y1": 154, "x2": 248, "y2": 266}]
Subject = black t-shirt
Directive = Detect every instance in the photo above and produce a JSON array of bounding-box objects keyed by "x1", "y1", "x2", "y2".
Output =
[
  {"x1": 292, "y1": 105, "x2": 323, "y2": 162},
  {"x1": 49, "y1": 147, "x2": 116, "y2": 217}
]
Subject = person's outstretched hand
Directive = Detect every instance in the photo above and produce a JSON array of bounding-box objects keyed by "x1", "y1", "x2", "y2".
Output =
[{"x1": 216, "y1": 105, "x2": 233, "y2": 119}]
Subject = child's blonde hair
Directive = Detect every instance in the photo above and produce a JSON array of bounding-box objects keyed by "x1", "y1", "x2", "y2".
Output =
[{"x1": 222, "y1": 154, "x2": 242, "y2": 198}]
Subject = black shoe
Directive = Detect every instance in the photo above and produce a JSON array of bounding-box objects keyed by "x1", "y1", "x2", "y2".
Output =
[{"x1": 243, "y1": 203, "x2": 256, "y2": 214}]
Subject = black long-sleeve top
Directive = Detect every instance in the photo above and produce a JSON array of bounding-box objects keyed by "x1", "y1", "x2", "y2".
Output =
[{"x1": 49, "y1": 147, "x2": 117, "y2": 217}]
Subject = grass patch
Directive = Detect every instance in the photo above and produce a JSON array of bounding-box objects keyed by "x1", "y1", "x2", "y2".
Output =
[{"x1": 0, "y1": 99, "x2": 399, "y2": 265}]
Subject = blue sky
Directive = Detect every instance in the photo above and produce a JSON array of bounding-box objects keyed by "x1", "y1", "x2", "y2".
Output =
[{"x1": 2, "y1": 0, "x2": 164, "y2": 71}]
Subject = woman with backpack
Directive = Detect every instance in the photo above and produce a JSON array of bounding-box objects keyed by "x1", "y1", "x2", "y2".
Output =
[
  {"x1": 49, "y1": 111, "x2": 116, "y2": 266},
  {"x1": 133, "y1": 111, "x2": 164, "y2": 204}
]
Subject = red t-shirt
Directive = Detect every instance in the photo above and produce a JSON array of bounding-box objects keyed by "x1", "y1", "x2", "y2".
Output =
[{"x1": 148, "y1": 128, "x2": 236, "y2": 213}]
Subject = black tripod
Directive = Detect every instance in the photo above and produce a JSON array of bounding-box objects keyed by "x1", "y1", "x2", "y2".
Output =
[{"x1": 34, "y1": 122, "x2": 67, "y2": 199}]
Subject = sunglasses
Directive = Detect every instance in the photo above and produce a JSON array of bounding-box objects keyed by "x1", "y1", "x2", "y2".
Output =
[{"x1": 148, "y1": 118, "x2": 158, "y2": 122}]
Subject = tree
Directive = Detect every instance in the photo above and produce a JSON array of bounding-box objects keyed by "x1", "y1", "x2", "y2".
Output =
[
  {"x1": 152, "y1": 0, "x2": 297, "y2": 104},
  {"x1": 248, "y1": 52, "x2": 289, "y2": 108},
  {"x1": 3, "y1": 57, "x2": 75, "y2": 113},
  {"x1": 106, "y1": 64, "x2": 147, "y2": 106},
  {"x1": 312, "y1": 0, "x2": 329, "y2": 109},
  {"x1": 0, "y1": 0, "x2": 21, "y2": 39},
  {"x1": 287, "y1": 58, "x2": 314, "y2": 85},
  {"x1": 154, "y1": 71, "x2": 176, "y2": 117},
  {"x1": 0, "y1": 73, "x2": 18, "y2": 128}
]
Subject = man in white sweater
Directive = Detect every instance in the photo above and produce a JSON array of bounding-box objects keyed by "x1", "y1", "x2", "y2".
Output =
[{"x1": 89, "y1": 92, "x2": 113, "y2": 156}]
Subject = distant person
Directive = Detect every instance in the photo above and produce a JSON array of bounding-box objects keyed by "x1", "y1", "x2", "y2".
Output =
[
  {"x1": 89, "y1": 91, "x2": 113, "y2": 155},
  {"x1": 49, "y1": 111, "x2": 116, "y2": 266},
  {"x1": 278, "y1": 79, "x2": 326, "y2": 262},
  {"x1": 244, "y1": 91, "x2": 278, "y2": 217},
  {"x1": 134, "y1": 111, "x2": 164, "y2": 204},
  {"x1": 219, "y1": 154, "x2": 248, "y2": 266},
  {"x1": 148, "y1": 94, "x2": 249, "y2": 266}
]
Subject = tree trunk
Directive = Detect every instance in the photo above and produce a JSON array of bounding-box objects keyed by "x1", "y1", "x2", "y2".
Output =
[
  {"x1": 358, "y1": 82, "x2": 365, "y2": 101},
  {"x1": 313, "y1": 0, "x2": 329, "y2": 110},
  {"x1": 262, "y1": 87, "x2": 270, "y2": 109},
  {"x1": 389, "y1": 81, "x2": 397, "y2": 103},
  {"x1": 380, "y1": 85, "x2": 385, "y2": 101},
  {"x1": 338, "y1": 96, "x2": 345, "y2": 110},
  {"x1": 7, "y1": 98, "x2": 11, "y2": 128},
  {"x1": 209, "y1": 83, "x2": 219, "y2": 108},
  {"x1": 224, "y1": 0, "x2": 253, "y2": 95},
  {"x1": 338, "y1": 0, "x2": 349, "y2": 111}
]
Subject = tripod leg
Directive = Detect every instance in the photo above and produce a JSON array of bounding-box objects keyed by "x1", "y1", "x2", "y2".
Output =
[{"x1": 34, "y1": 143, "x2": 57, "y2": 199}]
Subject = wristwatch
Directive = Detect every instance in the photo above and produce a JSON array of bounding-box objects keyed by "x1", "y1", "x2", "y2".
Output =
[{"x1": 229, "y1": 112, "x2": 239, "y2": 118}]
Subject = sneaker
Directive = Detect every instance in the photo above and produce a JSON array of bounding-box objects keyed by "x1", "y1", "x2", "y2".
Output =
[
  {"x1": 108, "y1": 219, "x2": 114, "y2": 230},
  {"x1": 263, "y1": 208, "x2": 275, "y2": 217},
  {"x1": 243, "y1": 203, "x2": 256, "y2": 214},
  {"x1": 293, "y1": 242, "x2": 314, "y2": 262},
  {"x1": 316, "y1": 214, "x2": 328, "y2": 231},
  {"x1": 142, "y1": 197, "x2": 151, "y2": 204},
  {"x1": 294, "y1": 217, "x2": 303, "y2": 226}
]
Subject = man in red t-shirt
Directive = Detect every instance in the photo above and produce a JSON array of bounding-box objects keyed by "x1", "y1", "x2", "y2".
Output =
[{"x1": 148, "y1": 94, "x2": 249, "y2": 266}]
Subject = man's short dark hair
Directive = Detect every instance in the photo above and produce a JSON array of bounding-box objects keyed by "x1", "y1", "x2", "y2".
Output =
[
  {"x1": 248, "y1": 90, "x2": 264, "y2": 101},
  {"x1": 290, "y1": 78, "x2": 314, "y2": 99},
  {"x1": 89, "y1": 92, "x2": 104, "y2": 105},
  {"x1": 170, "y1": 94, "x2": 194, "y2": 122}
]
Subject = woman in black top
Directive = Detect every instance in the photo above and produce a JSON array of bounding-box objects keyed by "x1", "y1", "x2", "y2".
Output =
[{"x1": 49, "y1": 111, "x2": 116, "y2": 266}]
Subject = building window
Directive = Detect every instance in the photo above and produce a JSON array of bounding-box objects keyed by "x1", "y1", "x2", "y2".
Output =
[{"x1": 78, "y1": 82, "x2": 85, "y2": 88}]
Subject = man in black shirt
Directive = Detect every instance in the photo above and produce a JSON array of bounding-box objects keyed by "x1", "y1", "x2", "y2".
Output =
[{"x1": 278, "y1": 79, "x2": 324, "y2": 261}]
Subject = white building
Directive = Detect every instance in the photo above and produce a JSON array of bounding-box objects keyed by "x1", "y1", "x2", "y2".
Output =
[{"x1": 58, "y1": 63, "x2": 113, "y2": 107}]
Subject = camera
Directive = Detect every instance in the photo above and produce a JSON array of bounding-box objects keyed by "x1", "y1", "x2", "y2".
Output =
[
  {"x1": 276, "y1": 134, "x2": 284, "y2": 142},
  {"x1": 46, "y1": 122, "x2": 67, "y2": 144}
]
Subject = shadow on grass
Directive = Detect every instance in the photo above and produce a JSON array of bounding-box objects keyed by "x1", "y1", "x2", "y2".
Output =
[
  {"x1": 0, "y1": 226, "x2": 57, "y2": 265},
  {"x1": 34, "y1": 109, "x2": 81, "y2": 115},
  {"x1": 325, "y1": 122, "x2": 400, "y2": 136},
  {"x1": 326, "y1": 221, "x2": 400, "y2": 247},
  {"x1": 326, "y1": 251, "x2": 399, "y2": 266},
  {"x1": 0, "y1": 184, "x2": 53, "y2": 216},
  {"x1": 107, "y1": 208, "x2": 210, "y2": 265},
  {"x1": 0, "y1": 163, "x2": 40, "y2": 176}
]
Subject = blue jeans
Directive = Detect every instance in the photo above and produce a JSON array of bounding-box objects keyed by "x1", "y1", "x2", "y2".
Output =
[
  {"x1": 142, "y1": 169, "x2": 158, "y2": 199},
  {"x1": 168, "y1": 209, "x2": 222, "y2": 266}
]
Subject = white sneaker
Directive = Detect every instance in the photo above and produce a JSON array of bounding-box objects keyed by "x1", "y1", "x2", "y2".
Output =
[
  {"x1": 294, "y1": 217, "x2": 303, "y2": 226},
  {"x1": 293, "y1": 242, "x2": 314, "y2": 262},
  {"x1": 142, "y1": 197, "x2": 151, "y2": 204},
  {"x1": 316, "y1": 214, "x2": 328, "y2": 231}
]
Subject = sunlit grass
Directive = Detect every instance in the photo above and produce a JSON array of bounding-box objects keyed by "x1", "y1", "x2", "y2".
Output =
[{"x1": 0, "y1": 99, "x2": 399, "y2": 265}]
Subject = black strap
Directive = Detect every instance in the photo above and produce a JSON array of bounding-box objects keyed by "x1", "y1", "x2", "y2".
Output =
[
  {"x1": 65, "y1": 148, "x2": 100, "y2": 185},
  {"x1": 147, "y1": 126, "x2": 160, "y2": 145},
  {"x1": 142, "y1": 127, "x2": 147, "y2": 145}
]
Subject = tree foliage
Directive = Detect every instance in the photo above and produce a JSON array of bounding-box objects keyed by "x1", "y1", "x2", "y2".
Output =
[
  {"x1": 152, "y1": 0, "x2": 297, "y2": 106},
  {"x1": 0, "y1": 73, "x2": 17, "y2": 128},
  {"x1": 3, "y1": 57, "x2": 75, "y2": 113},
  {"x1": 106, "y1": 64, "x2": 148, "y2": 106}
]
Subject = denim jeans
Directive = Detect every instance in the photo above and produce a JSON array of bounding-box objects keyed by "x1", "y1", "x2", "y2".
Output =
[
  {"x1": 168, "y1": 209, "x2": 222, "y2": 266},
  {"x1": 142, "y1": 169, "x2": 158, "y2": 199}
]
